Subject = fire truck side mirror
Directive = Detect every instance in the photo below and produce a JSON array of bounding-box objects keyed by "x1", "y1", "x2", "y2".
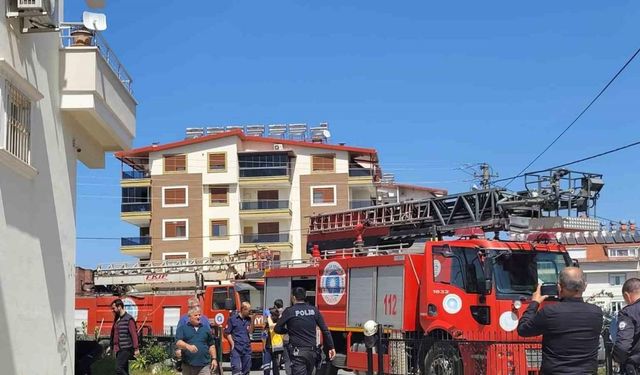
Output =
[{"x1": 572, "y1": 258, "x2": 580, "y2": 267}]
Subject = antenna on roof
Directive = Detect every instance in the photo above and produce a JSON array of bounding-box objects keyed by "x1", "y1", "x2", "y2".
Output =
[{"x1": 82, "y1": 11, "x2": 107, "y2": 31}]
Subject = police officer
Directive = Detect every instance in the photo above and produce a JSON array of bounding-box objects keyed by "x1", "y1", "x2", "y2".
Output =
[
  {"x1": 613, "y1": 278, "x2": 640, "y2": 374},
  {"x1": 225, "y1": 302, "x2": 253, "y2": 375},
  {"x1": 274, "y1": 287, "x2": 336, "y2": 375}
]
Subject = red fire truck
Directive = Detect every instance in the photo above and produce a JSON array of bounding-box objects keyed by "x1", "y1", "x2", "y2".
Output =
[
  {"x1": 75, "y1": 252, "x2": 272, "y2": 362},
  {"x1": 264, "y1": 169, "x2": 605, "y2": 374}
]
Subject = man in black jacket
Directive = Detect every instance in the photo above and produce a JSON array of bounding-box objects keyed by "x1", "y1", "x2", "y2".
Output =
[
  {"x1": 517, "y1": 267, "x2": 603, "y2": 374},
  {"x1": 613, "y1": 278, "x2": 640, "y2": 374},
  {"x1": 274, "y1": 287, "x2": 336, "y2": 375}
]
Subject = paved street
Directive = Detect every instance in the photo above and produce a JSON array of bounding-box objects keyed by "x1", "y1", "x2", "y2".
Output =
[{"x1": 220, "y1": 362, "x2": 352, "y2": 375}]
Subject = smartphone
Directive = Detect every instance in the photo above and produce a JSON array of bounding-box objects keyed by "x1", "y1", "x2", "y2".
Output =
[{"x1": 540, "y1": 282, "x2": 559, "y2": 298}]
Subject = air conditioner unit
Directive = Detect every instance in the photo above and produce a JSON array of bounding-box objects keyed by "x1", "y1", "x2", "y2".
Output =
[
  {"x1": 17, "y1": 0, "x2": 45, "y2": 10},
  {"x1": 273, "y1": 144, "x2": 284, "y2": 151},
  {"x1": 7, "y1": 0, "x2": 58, "y2": 33}
]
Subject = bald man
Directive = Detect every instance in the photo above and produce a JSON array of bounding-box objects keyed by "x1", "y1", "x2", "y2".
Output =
[
  {"x1": 225, "y1": 302, "x2": 253, "y2": 375},
  {"x1": 517, "y1": 267, "x2": 603, "y2": 374}
]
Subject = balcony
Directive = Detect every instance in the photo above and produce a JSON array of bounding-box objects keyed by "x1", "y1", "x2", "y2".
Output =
[
  {"x1": 59, "y1": 24, "x2": 137, "y2": 168},
  {"x1": 350, "y1": 200, "x2": 375, "y2": 209},
  {"x1": 121, "y1": 202, "x2": 151, "y2": 226},
  {"x1": 349, "y1": 167, "x2": 376, "y2": 184},
  {"x1": 120, "y1": 237, "x2": 151, "y2": 258},
  {"x1": 121, "y1": 169, "x2": 151, "y2": 187},
  {"x1": 238, "y1": 153, "x2": 291, "y2": 186},
  {"x1": 240, "y1": 200, "x2": 291, "y2": 219},
  {"x1": 240, "y1": 234, "x2": 292, "y2": 251}
]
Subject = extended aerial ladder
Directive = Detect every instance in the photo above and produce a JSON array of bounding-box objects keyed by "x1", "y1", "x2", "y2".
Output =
[{"x1": 307, "y1": 168, "x2": 606, "y2": 251}]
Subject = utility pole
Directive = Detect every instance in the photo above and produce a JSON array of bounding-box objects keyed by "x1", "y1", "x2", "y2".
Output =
[{"x1": 474, "y1": 163, "x2": 498, "y2": 189}]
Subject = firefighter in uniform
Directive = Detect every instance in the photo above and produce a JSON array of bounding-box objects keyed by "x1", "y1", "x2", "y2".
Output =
[
  {"x1": 274, "y1": 287, "x2": 336, "y2": 375},
  {"x1": 225, "y1": 302, "x2": 253, "y2": 375},
  {"x1": 614, "y1": 278, "x2": 640, "y2": 374}
]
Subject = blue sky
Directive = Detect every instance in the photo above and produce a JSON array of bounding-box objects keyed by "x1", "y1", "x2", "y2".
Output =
[{"x1": 69, "y1": 1, "x2": 640, "y2": 268}]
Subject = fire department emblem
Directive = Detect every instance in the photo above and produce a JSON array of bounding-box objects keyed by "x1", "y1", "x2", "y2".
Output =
[
  {"x1": 321, "y1": 261, "x2": 346, "y2": 305},
  {"x1": 123, "y1": 298, "x2": 138, "y2": 320},
  {"x1": 214, "y1": 313, "x2": 225, "y2": 325}
]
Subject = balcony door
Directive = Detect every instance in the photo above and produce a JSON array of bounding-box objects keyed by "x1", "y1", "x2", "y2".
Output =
[
  {"x1": 257, "y1": 190, "x2": 279, "y2": 209},
  {"x1": 258, "y1": 222, "x2": 280, "y2": 243}
]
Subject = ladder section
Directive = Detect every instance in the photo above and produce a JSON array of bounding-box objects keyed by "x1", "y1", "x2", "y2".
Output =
[
  {"x1": 310, "y1": 189, "x2": 528, "y2": 234},
  {"x1": 93, "y1": 255, "x2": 321, "y2": 286}
]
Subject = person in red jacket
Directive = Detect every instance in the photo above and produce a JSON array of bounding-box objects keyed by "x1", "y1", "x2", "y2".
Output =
[{"x1": 109, "y1": 299, "x2": 140, "y2": 375}]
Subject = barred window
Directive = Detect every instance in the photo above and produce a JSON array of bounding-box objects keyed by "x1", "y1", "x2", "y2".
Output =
[{"x1": 5, "y1": 81, "x2": 31, "y2": 164}]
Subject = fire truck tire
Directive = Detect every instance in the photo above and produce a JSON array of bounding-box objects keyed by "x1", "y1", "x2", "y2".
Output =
[{"x1": 422, "y1": 343, "x2": 463, "y2": 375}]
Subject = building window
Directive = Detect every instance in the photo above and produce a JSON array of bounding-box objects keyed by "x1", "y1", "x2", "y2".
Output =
[
  {"x1": 162, "y1": 186, "x2": 188, "y2": 207},
  {"x1": 210, "y1": 219, "x2": 228, "y2": 239},
  {"x1": 208, "y1": 153, "x2": 227, "y2": 172},
  {"x1": 4, "y1": 81, "x2": 31, "y2": 164},
  {"x1": 567, "y1": 248, "x2": 586, "y2": 259},
  {"x1": 609, "y1": 273, "x2": 626, "y2": 286},
  {"x1": 209, "y1": 186, "x2": 229, "y2": 206},
  {"x1": 608, "y1": 247, "x2": 639, "y2": 258},
  {"x1": 162, "y1": 252, "x2": 188, "y2": 260},
  {"x1": 311, "y1": 186, "x2": 336, "y2": 206},
  {"x1": 312, "y1": 154, "x2": 335, "y2": 172},
  {"x1": 164, "y1": 154, "x2": 187, "y2": 173},
  {"x1": 163, "y1": 219, "x2": 188, "y2": 240}
]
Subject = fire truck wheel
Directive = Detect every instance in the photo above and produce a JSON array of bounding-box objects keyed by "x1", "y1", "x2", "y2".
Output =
[{"x1": 422, "y1": 343, "x2": 463, "y2": 375}]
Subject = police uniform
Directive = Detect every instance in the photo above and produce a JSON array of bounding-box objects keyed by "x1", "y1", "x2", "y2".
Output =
[
  {"x1": 613, "y1": 299, "x2": 640, "y2": 374},
  {"x1": 225, "y1": 312, "x2": 252, "y2": 375},
  {"x1": 274, "y1": 302, "x2": 334, "y2": 375}
]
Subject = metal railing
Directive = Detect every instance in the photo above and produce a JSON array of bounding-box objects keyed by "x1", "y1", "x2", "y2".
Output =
[
  {"x1": 239, "y1": 166, "x2": 290, "y2": 178},
  {"x1": 349, "y1": 168, "x2": 375, "y2": 177},
  {"x1": 242, "y1": 234, "x2": 290, "y2": 244},
  {"x1": 240, "y1": 200, "x2": 289, "y2": 210},
  {"x1": 350, "y1": 200, "x2": 374, "y2": 209},
  {"x1": 122, "y1": 170, "x2": 150, "y2": 179},
  {"x1": 59, "y1": 23, "x2": 133, "y2": 93},
  {"x1": 121, "y1": 236, "x2": 151, "y2": 246},
  {"x1": 5, "y1": 81, "x2": 31, "y2": 164},
  {"x1": 121, "y1": 202, "x2": 151, "y2": 212}
]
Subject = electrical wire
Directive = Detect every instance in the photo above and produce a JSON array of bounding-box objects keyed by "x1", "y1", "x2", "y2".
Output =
[
  {"x1": 502, "y1": 46, "x2": 640, "y2": 187},
  {"x1": 493, "y1": 139, "x2": 640, "y2": 185}
]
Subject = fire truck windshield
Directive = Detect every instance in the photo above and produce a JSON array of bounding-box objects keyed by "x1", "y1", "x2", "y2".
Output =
[{"x1": 492, "y1": 251, "x2": 571, "y2": 298}]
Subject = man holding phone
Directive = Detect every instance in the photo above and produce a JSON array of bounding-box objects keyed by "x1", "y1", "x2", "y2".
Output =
[{"x1": 517, "y1": 267, "x2": 603, "y2": 374}]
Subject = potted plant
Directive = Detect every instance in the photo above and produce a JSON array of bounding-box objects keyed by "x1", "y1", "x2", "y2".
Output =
[{"x1": 71, "y1": 26, "x2": 93, "y2": 46}]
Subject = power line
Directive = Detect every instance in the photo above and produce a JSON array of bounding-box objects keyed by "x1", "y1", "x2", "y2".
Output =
[
  {"x1": 503, "y1": 46, "x2": 640, "y2": 187},
  {"x1": 493, "y1": 139, "x2": 640, "y2": 185}
]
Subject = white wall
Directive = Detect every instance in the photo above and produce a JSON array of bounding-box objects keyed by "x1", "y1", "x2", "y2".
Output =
[{"x1": 0, "y1": 10, "x2": 76, "y2": 374}]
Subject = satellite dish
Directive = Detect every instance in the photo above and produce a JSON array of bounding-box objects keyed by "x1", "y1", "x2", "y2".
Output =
[
  {"x1": 83, "y1": 11, "x2": 107, "y2": 31},
  {"x1": 321, "y1": 129, "x2": 331, "y2": 138}
]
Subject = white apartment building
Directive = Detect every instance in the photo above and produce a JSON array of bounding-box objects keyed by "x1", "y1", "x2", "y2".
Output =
[
  {"x1": 0, "y1": 2, "x2": 136, "y2": 373},
  {"x1": 117, "y1": 125, "x2": 439, "y2": 262}
]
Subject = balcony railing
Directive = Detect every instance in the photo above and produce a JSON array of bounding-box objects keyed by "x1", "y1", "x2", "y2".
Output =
[
  {"x1": 60, "y1": 23, "x2": 133, "y2": 93},
  {"x1": 239, "y1": 167, "x2": 290, "y2": 178},
  {"x1": 122, "y1": 170, "x2": 150, "y2": 179},
  {"x1": 121, "y1": 202, "x2": 151, "y2": 212},
  {"x1": 242, "y1": 234, "x2": 289, "y2": 244},
  {"x1": 350, "y1": 200, "x2": 375, "y2": 209},
  {"x1": 349, "y1": 168, "x2": 375, "y2": 177},
  {"x1": 121, "y1": 237, "x2": 151, "y2": 246},
  {"x1": 240, "y1": 200, "x2": 289, "y2": 210}
]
